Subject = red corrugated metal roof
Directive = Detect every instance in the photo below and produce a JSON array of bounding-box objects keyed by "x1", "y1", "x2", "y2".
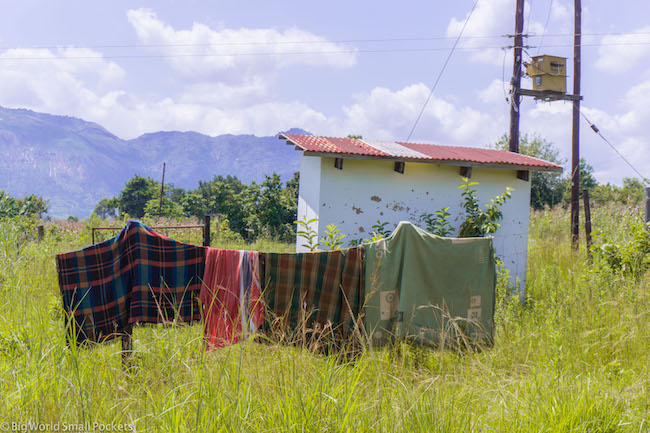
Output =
[
  {"x1": 279, "y1": 134, "x2": 563, "y2": 172},
  {"x1": 286, "y1": 135, "x2": 388, "y2": 156}
]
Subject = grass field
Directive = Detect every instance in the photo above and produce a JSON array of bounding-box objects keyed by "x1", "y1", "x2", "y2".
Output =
[{"x1": 0, "y1": 206, "x2": 648, "y2": 432}]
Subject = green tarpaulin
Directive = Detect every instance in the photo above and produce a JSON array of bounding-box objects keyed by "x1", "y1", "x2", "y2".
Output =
[{"x1": 363, "y1": 222, "x2": 496, "y2": 347}]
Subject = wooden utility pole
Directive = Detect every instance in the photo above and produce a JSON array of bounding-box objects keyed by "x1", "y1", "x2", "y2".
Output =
[
  {"x1": 644, "y1": 187, "x2": 650, "y2": 229},
  {"x1": 508, "y1": 0, "x2": 525, "y2": 153},
  {"x1": 583, "y1": 189, "x2": 592, "y2": 258},
  {"x1": 570, "y1": 0, "x2": 582, "y2": 248},
  {"x1": 158, "y1": 162, "x2": 166, "y2": 215}
]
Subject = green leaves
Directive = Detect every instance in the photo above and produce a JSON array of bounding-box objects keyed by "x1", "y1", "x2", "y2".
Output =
[
  {"x1": 420, "y1": 207, "x2": 454, "y2": 237},
  {"x1": 97, "y1": 171, "x2": 300, "y2": 243},
  {"x1": 295, "y1": 217, "x2": 320, "y2": 251},
  {"x1": 0, "y1": 190, "x2": 49, "y2": 219},
  {"x1": 320, "y1": 224, "x2": 346, "y2": 251},
  {"x1": 117, "y1": 175, "x2": 159, "y2": 219},
  {"x1": 591, "y1": 221, "x2": 650, "y2": 280},
  {"x1": 458, "y1": 179, "x2": 513, "y2": 238},
  {"x1": 494, "y1": 133, "x2": 566, "y2": 209}
]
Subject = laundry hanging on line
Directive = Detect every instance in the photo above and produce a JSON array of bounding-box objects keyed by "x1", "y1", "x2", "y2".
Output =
[
  {"x1": 258, "y1": 247, "x2": 364, "y2": 349},
  {"x1": 200, "y1": 248, "x2": 263, "y2": 349},
  {"x1": 363, "y1": 222, "x2": 496, "y2": 347},
  {"x1": 56, "y1": 220, "x2": 205, "y2": 344},
  {"x1": 56, "y1": 220, "x2": 496, "y2": 351}
]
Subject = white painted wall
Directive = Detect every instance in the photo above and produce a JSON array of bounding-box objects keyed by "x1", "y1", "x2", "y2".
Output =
[
  {"x1": 296, "y1": 154, "x2": 532, "y2": 296},
  {"x1": 296, "y1": 155, "x2": 321, "y2": 239}
]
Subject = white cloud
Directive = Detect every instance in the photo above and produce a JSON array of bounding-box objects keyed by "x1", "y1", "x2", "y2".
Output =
[
  {"x1": 446, "y1": 0, "x2": 517, "y2": 65},
  {"x1": 339, "y1": 83, "x2": 500, "y2": 146},
  {"x1": 0, "y1": 46, "x2": 335, "y2": 138},
  {"x1": 596, "y1": 26, "x2": 650, "y2": 74},
  {"x1": 126, "y1": 8, "x2": 357, "y2": 83},
  {"x1": 478, "y1": 79, "x2": 509, "y2": 104},
  {"x1": 549, "y1": 0, "x2": 571, "y2": 21},
  {"x1": 446, "y1": 0, "x2": 574, "y2": 65},
  {"x1": 520, "y1": 78, "x2": 650, "y2": 184},
  {"x1": 91, "y1": 97, "x2": 331, "y2": 139},
  {"x1": 177, "y1": 79, "x2": 267, "y2": 107},
  {"x1": 0, "y1": 48, "x2": 125, "y2": 115}
]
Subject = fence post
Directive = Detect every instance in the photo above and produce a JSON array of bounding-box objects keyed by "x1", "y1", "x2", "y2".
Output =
[
  {"x1": 582, "y1": 189, "x2": 592, "y2": 259},
  {"x1": 645, "y1": 187, "x2": 650, "y2": 228},
  {"x1": 37, "y1": 225, "x2": 44, "y2": 242},
  {"x1": 203, "y1": 215, "x2": 211, "y2": 247},
  {"x1": 121, "y1": 327, "x2": 133, "y2": 369}
]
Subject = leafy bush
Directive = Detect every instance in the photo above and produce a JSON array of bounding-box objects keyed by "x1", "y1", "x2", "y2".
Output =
[
  {"x1": 0, "y1": 190, "x2": 49, "y2": 218},
  {"x1": 295, "y1": 217, "x2": 320, "y2": 251},
  {"x1": 420, "y1": 207, "x2": 454, "y2": 237},
  {"x1": 458, "y1": 179, "x2": 513, "y2": 237},
  {"x1": 591, "y1": 221, "x2": 650, "y2": 279},
  {"x1": 320, "y1": 224, "x2": 346, "y2": 250}
]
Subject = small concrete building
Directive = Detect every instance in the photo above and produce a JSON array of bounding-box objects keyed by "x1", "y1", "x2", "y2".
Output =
[{"x1": 279, "y1": 134, "x2": 563, "y2": 296}]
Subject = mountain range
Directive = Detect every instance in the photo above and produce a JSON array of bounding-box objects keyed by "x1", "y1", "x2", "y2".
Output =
[{"x1": 0, "y1": 106, "x2": 306, "y2": 218}]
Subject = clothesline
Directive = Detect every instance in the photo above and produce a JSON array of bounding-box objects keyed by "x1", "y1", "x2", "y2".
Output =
[{"x1": 56, "y1": 219, "x2": 497, "y2": 359}]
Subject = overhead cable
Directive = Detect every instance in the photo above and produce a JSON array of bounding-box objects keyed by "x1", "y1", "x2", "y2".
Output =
[
  {"x1": 404, "y1": 0, "x2": 480, "y2": 142},
  {"x1": 580, "y1": 110, "x2": 648, "y2": 184}
]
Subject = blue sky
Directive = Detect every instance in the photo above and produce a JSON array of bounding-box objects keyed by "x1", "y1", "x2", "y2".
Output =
[{"x1": 1, "y1": 0, "x2": 649, "y2": 185}]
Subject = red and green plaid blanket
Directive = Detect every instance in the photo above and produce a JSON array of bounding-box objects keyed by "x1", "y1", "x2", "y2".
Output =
[
  {"x1": 56, "y1": 220, "x2": 206, "y2": 344},
  {"x1": 260, "y1": 247, "x2": 364, "y2": 343}
]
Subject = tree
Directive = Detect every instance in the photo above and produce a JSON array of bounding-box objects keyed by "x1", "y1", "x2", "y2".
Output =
[
  {"x1": 286, "y1": 171, "x2": 299, "y2": 212},
  {"x1": 144, "y1": 196, "x2": 184, "y2": 219},
  {"x1": 93, "y1": 197, "x2": 118, "y2": 218},
  {"x1": 494, "y1": 134, "x2": 566, "y2": 209},
  {"x1": 561, "y1": 158, "x2": 598, "y2": 204},
  {"x1": 592, "y1": 177, "x2": 645, "y2": 205},
  {"x1": 93, "y1": 171, "x2": 299, "y2": 240},
  {"x1": 0, "y1": 190, "x2": 49, "y2": 218},
  {"x1": 619, "y1": 177, "x2": 645, "y2": 203},
  {"x1": 180, "y1": 191, "x2": 208, "y2": 220},
  {"x1": 17, "y1": 194, "x2": 49, "y2": 218},
  {"x1": 143, "y1": 184, "x2": 185, "y2": 218},
  {"x1": 117, "y1": 175, "x2": 159, "y2": 218},
  {"x1": 243, "y1": 173, "x2": 298, "y2": 241}
]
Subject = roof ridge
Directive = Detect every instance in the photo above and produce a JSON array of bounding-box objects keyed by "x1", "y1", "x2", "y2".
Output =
[{"x1": 280, "y1": 134, "x2": 563, "y2": 171}]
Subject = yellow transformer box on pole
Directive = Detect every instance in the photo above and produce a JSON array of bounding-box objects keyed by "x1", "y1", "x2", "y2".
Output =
[{"x1": 526, "y1": 54, "x2": 567, "y2": 94}]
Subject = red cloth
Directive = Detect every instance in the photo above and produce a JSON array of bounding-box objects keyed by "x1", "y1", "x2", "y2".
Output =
[
  {"x1": 200, "y1": 249, "x2": 242, "y2": 348},
  {"x1": 200, "y1": 249, "x2": 264, "y2": 349},
  {"x1": 249, "y1": 251, "x2": 264, "y2": 331}
]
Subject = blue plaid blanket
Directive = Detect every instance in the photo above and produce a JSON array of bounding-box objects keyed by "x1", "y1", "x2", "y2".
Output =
[{"x1": 56, "y1": 220, "x2": 206, "y2": 343}]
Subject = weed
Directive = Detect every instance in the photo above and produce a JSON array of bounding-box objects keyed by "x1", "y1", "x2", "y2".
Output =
[
  {"x1": 420, "y1": 207, "x2": 454, "y2": 237},
  {"x1": 320, "y1": 224, "x2": 346, "y2": 251}
]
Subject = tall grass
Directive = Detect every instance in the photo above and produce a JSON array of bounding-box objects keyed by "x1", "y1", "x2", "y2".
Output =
[{"x1": 0, "y1": 207, "x2": 648, "y2": 431}]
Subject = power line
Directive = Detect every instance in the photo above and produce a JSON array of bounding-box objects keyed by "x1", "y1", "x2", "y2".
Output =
[
  {"x1": 1, "y1": 40, "x2": 649, "y2": 61},
  {"x1": 579, "y1": 110, "x2": 648, "y2": 184},
  {"x1": 501, "y1": 48, "x2": 509, "y2": 103},
  {"x1": 0, "y1": 35, "x2": 508, "y2": 51},
  {"x1": 536, "y1": 0, "x2": 553, "y2": 54},
  {"x1": 2, "y1": 30, "x2": 649, "y2": 52},
  {"x1": 529, "y1": 30, "x2": 650, "y2": 38},
  {"x1": 526, "y1": 0, "x2": 533, "y2": 37},
  {"x1": 405, "y1": 0, "x2": 480, "y2": 143}
]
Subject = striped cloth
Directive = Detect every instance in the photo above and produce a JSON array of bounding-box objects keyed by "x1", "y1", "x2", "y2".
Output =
[
  {"x1": 56, "y1": 220, "x2": 206, "y2": 344},
  {"x1": 260, "y1": 247, "x2": 364, "y2": 345},
  {"x1": 200, "y1": 249, "x2": 263, "y2": 349}
]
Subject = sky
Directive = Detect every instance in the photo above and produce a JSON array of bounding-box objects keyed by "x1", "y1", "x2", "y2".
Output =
[{"x1": 1, "y1": 0, "x2": 649, "y2": 185}]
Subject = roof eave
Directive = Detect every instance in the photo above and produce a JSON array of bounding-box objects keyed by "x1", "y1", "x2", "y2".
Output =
[
  {"x1": 279, "y1": 135, "x2": 563, "y2": 173},
  {"x1": 301, "y1": 150, "x2": 564, "y2": 173}
]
